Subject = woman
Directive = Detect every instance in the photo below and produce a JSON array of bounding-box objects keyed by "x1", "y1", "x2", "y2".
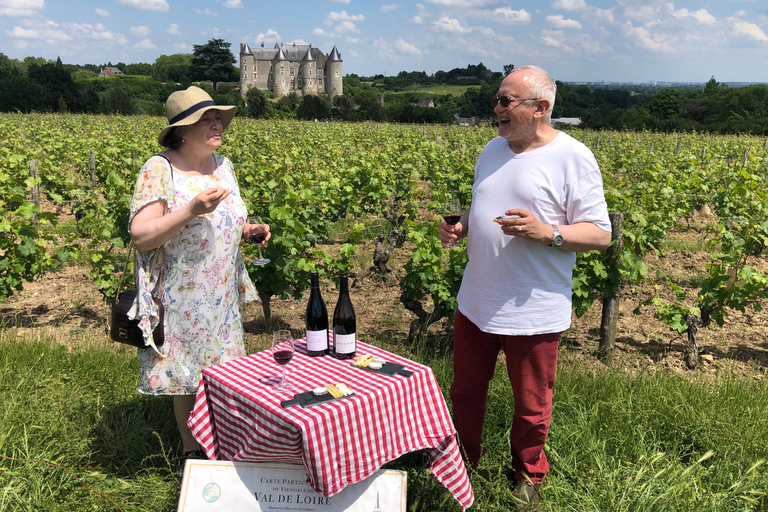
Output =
[{"x1": 128, "y1": 86, "x2": 269, "y2": 472}]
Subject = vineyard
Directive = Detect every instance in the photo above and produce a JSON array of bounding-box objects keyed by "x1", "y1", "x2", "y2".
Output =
[{"x1": 1, "y1": 113, "x2": 768, "y2": 369}]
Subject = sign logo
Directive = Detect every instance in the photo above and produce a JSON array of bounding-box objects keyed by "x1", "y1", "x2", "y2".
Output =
[{"x1": 202, "y1": 483, "x2": 221, "y2": 503}]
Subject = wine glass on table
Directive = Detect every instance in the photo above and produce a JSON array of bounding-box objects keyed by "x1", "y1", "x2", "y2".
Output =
[
  {"x1": 246, "y1": 215, "x2": 271, "y2": 265},
  {"x1": 442, "y1": 194, "x2": 462, "y2": 248},
  {"x1": 271, "y1": 329, "x2": 295, "y2": 391}
]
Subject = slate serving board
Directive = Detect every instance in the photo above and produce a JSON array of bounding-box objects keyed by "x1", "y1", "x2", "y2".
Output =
[
  {"x1": 280, "y1": 390, "x2": 356, "y2": 408},
  {"x1": 350, "y1": 361, "x2": 414, "y2": 378}
]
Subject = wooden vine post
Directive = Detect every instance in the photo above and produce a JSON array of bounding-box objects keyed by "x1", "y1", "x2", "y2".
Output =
[
  {"x1": 29, "y1": 160, "x2": 40, "y2": 224},
  {"x1": 598, "y1": 212, "x2": 624, "y2": 362}
]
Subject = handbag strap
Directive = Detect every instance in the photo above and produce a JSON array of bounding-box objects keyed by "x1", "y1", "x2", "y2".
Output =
[{"x1": 113, "y1": 153, "x2": 174, "y2": 304}]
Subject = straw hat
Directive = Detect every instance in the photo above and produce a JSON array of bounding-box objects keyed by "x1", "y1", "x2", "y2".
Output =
[{"x1": 158, "y1": 86, "x2": 236, "y2": 146}]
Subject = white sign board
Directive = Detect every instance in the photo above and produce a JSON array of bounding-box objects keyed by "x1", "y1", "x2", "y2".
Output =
[{"x1": 178, "y1": 461, "x2": 407, "y2": 512}]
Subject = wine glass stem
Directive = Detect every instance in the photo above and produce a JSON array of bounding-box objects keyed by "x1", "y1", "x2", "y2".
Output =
[
  {"x1": 258, "y1": 247, "x2": 264, "y2": 260},
  {"x1": 280, "y1": 365, "x2": 288, "y2": 386}
]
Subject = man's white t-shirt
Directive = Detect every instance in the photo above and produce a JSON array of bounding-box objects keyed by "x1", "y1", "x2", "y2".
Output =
[{"x1": 457, "y1": 132, "x2": 611, "y2": 336}]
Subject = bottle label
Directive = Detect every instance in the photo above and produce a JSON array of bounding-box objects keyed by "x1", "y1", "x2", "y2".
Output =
[
  {"x1": 334, "y1": 333, "x2": 356, "y2": 354},
  {"x1": 306, "y1": 330, "x2": 328, "y2": 351}
]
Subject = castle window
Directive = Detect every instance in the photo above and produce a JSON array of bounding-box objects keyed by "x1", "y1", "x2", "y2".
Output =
[
  {"x1": 309, "y1": 70, "x2": 312, "y2": 76},
  {"x1": 335, "y1": 71, "x2": 339, "y2": 77},
  {"x1": 298, "y1": 79, "x2": 302, "y2": 87},
  {"x1": 290, "y1": 67, "x2": 294, "y2": 76},
  {"x1": 244, "y1": 73, "x2": 247, "y2": 80},
  {"x1": 298, "y1": 68, "x2": 302, "y2": 76},
  {"x1": 310, "y1": 80, "x2": 312, "y2": 86},
  {"x1": 243, "y1": 64, "x2": 247, "y2": 71},
  {"x1": 318, "y1": 69, "x2": 322, "y2": 76}
]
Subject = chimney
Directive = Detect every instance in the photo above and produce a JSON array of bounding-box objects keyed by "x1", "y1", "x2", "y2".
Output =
[
  {"x1": 261, "y1": 42, "x2": 264, "y2": 47},
  {"x1": 240, "y1": 43, "x2": 243, "y2": 52}
]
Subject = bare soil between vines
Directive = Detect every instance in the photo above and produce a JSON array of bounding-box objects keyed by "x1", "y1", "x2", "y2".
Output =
[{"x1": 2, "y1": 234, "x2": 767, "y2": 383}]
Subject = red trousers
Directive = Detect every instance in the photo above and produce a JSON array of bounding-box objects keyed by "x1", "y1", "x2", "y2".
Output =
[{"x1": 450, "y1": 309, "x2": 561, "y2": 484}]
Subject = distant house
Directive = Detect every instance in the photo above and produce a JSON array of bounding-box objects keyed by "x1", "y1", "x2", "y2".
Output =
[
  {"x1": 99, "y1": 67, "x2": 123, "y2": 78},
  {"x1": 453, "y1": 113, "x2": 474, "y2": 127},
  {"x1": 551, "y1": 117, "x2": 581, "y2": 127},
  {"x1": 418, "y1": 98, "x2": 434, "y2": 108}
]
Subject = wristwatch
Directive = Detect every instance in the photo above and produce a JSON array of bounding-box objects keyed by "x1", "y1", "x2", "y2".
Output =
[{"x1": 549, "y1": 225, "x2": 563, "y2": 247}]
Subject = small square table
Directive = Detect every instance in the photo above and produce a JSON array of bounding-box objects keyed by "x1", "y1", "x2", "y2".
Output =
[{"x1": 189, "y1": 338, "x2": 474, "y2": 510}]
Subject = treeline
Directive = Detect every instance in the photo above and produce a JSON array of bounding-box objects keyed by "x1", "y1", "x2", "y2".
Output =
[
  {"x1": 3, "y1": 47, "x2": 768, "y2": 135},
  {"x1": 556, "y1": 78, "x2": 768, "y2": 135}
]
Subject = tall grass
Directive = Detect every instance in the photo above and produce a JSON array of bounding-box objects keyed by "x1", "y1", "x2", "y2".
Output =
[{"x1": 1, "y1": 333, "x2": 766, "y2": 511}]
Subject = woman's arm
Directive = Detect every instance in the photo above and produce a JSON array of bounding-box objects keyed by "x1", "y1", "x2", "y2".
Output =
[{"x1": 130, "y1": 187, "x2": 231, "y2": 251}]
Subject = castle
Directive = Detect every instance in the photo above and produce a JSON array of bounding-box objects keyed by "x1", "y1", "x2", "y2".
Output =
[{"x1": 239, "y1": 42, "x2": 343, "y2": 99}]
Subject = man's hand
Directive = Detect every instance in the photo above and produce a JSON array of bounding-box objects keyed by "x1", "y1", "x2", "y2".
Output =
[{"x1": 494, "y1": 208, "x2": 551, "y2": 244}]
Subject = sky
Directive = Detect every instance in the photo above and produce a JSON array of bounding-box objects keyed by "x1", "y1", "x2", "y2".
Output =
[{"x1": 1, "y1": 0, "x2": 768, "y2": 83}]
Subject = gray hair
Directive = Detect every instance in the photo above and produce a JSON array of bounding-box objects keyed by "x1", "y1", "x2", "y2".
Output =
[{"x1": 510, "y1": 65, "x2": 557, "y2": 122}]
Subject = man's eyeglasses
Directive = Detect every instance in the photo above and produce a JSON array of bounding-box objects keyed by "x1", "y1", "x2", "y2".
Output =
[{"x1": 491, "y1": 95, "x2": 539, "y2": 108}]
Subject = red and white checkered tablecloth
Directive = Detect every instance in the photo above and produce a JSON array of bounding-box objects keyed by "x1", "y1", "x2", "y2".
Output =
[{"x1": 188, "y1": 338, "x2": 474, "y2": 510}]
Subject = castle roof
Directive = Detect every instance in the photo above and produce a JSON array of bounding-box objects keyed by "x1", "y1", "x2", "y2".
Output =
[
  {"x1": 302, "y1": 46, "x2": 315, "y2": 62},
  {"x1": 240, "y1": 43, "x2": 253, "y2": 55},
  {"x1": 327, "y1": 45, "x2": 342, "y2": 62},
  {"x1": 273, "y1": 46, "x2": 288, "y2": 61},
  {"x1": 245, "y1": 43, "x2": 326, "y2": 63}
]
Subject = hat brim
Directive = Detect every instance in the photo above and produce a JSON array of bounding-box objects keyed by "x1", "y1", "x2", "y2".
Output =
[{"x1": 157, "y1": 104, "x2": 237, "y2": 147}]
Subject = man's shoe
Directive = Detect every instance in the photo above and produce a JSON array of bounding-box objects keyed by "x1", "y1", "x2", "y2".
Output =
[{"x1": 511, "y1": 480, "x2": 540, "y2": 512}]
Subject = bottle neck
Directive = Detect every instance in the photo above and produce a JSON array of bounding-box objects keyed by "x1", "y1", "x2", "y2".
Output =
[
  {"x1": 310, "y1": 272, "x2": 320, "y2": 290},
  {"x1": 338, "y1": 275, "x2": 348, "y2": 294}
]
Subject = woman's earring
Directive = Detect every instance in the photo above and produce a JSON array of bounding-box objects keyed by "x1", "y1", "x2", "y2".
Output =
[{"x1": 182, "y1": 138, "x2": 186, "y2": 143}]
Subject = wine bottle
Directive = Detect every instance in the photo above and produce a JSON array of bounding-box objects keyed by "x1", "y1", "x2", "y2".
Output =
[
  {"x1": 332, "y1": 274, "x2": 356, "y2": 360},
  {"x1": 305, "y1": 271, "x2": 329, "y2": 357}
]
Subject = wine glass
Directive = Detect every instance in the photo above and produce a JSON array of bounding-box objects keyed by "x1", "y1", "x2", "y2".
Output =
[
  {"x1": 247, "y1": 215, "x2": 271, "y2": 265},
  {"x1": 442, "y1": 194, "x2": 462, "y2": 248},
  {"x1": 271, "y1": 329, "x2": 295, "y2": 391}
]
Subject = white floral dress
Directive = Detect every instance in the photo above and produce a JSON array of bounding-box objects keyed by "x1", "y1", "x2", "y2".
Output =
[{"x1": 129, "y1": 154, "x2": 258, "y2": 395}]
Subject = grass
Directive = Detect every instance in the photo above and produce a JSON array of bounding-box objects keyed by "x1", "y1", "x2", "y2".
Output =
[
  {"x1": 386, "y1": 84, "x2": 480, "y2": 98},
  {"x1": 1, "y1": 332, "x2": 767, "y2": 511}
]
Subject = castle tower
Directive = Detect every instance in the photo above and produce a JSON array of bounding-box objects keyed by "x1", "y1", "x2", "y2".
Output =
[
  {"x1": 239, "y1": 43, "x2": 254, "y2": 96},
  {"x1": 271, "y1": 44, "x2": 289, "y2": 97},
  {"x1": 326, "y1": 45, "x2": 343, "y2": 99},
  {"x1": 300, "y1": 47, "x2": 317, "y2": 96}
]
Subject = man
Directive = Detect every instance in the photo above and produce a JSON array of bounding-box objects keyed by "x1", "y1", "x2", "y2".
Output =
[{"x1": 439, "y1": 66, "x2": 612, "y2": 510}]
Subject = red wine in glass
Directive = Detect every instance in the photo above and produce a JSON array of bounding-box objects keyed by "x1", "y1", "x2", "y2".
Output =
[
  {"x1": 442, "y1": 195, "x2": 462, "y2": 248},
  {"x1": 273, "y1": 350, "x2": 294, "y2": 366},
  {"x1": 250, "y1": 233, "x2": 267, "y2": 244},
  {"x1": 443, "y1": 214, "x2": 461, "y2": 226},
  {"x1": 271, "y1": 329, "x2": 295, "y2": 391},
  {"x1": 247, "y1": 215, "x2": 271, "y2": 265}
]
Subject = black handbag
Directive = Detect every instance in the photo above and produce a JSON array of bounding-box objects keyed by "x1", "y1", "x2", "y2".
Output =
[{"x1": 110, "y1": 245, "x2": 166, "y2": 348}]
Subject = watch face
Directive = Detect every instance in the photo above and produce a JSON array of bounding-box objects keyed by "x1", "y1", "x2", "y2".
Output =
[{"x1": 553, "y1": 235, "x2": 564, "y2": 246}]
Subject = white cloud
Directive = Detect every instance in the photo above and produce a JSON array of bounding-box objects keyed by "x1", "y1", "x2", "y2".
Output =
[
  {"x1": 192, "y1": 7, "x2": 217, "y2": 15},
  {"x1": 381, "y1": 4, "x2": 398, "y2": 12},
  {"x1": 133, "y1": 38, "x2": 156, "y2": 49},
  {"x1": 257, "y1": 28, "x2": 280, "y2": 41},
  {"x1": 0, "y1": 0, "x2": 45, "y2": 17},
  {"x1": 727, "y1": 17, "x2": 768, "y2": 41},
  {"x1": 433, "y1": 14, "x2": 472, "y2": 33},
  {"x1": 222, "y1": 0, "x2": 244, "y2": 8},
  {"x1": 13, "y1": 39, "x2": 28, "y2": 48},
  {"x1": 493, "y1": 7, "x2": 531, "y2": 24},
  {"x1": 373, "y1": 37, "x2": 396, "y2": 59},
  {"x1": 395, "y1": 38, "x2": 422, "y2": 55},
  {"x1": 95, "y1": 8, "x2": 109, "y2": 16},
  {"x1": 118, "y1": 0, "x2": 169, "y2": 12},
  {"x1": 321, "y1": 10, "x2": 364, "y2": 35},
  {"x1": 174, "y1": 42, "x2": 190, "y2": 51},
  {"x1": 551, "y1": 0, "x2": 588, "y2": 11},
  {"x1": 547, "y1": 14, "x2": 581, "y2": 29},
  {"x1": 345, "y1": 36, "x2": 365, "y2": 43},
  {"x1": 425, "y1": 0, "x2": 495, "y2": 7},
  {"x1": 593, "y1": 8, "x2": 615, "y2": 23},
  {"x1": 625, "y1": 23, "x2": 675, "y2": 52},
  {"x1": 167, "y1": 23, "x2": 181, "y2": 35},
  {"x1": 411, "y1": 15, "x2": 423, "y2": 23},
  {"x1": 667, "y1": 6, "x2": 717, "y2": 25},
  {"x1": 328, "y1": 0, "x2": 350, "y2": 3},
  {"x1": 130, "y1": 25, "x2": 150, "y2": 37},
  {"x1": 623, "y1": 5, "x2": 658, "y2": 23}
]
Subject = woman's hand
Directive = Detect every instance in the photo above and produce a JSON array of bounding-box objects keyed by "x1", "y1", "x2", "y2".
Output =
[
  {"x1": 187, "y1": 187, "x2": 231, "y2": 216},
  {"x1": 243, "y1": 222, "x2": 271, "y2": 245}
]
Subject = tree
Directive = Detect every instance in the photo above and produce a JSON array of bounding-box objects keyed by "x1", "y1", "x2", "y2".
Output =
[
  {"x1": 503, "y1": 64, "x2": 515, "y2": 76},
  {"x1": 648, "y1": 88, "x2": 684, "y2": 119},
  {"x1": 296, "y1": 94, "x2": 331, "y2": 120},
  {"x1": 153, "y1": 53, "x2": 192, "y2": 82},
  {"x1": 191, "y1": 38, "x2": 236, "y2": 93},
  {"x1": 246, "y1": 87, "x2": 268, "y2": 118}
]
